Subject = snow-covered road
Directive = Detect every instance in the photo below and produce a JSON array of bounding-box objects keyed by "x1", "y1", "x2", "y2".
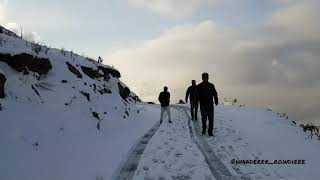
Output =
[
  {"x1": 115, "y1": 105, "x2": 237, "y2": 180},
  {"x1": 131, "y1": 106, "x2": 216, "y2": 180},
  {"x1": 114, "y1": 104, "x2": 320, "y2": 180}
]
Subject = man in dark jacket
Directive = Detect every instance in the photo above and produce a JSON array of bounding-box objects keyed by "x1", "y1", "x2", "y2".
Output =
[
  {"x1": 185, "y1": 80, "x2": 199, "y2": 120},
  {"x1": 197, "y1": 73, "x2": 218, "y2": 136},
  {"x1": 158, "y1": 86, "x2": 172, "y2": 124}
]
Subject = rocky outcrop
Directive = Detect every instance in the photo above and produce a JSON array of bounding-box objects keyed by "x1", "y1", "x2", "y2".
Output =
[
  {"x1": 0, "y1": 53, "x2": 52, "y2": 75},
  {"x1": 98, "y1": 66, "x2": 121, "y2": 78},
  {"x1": 0, "y1": 72, "x2": 6, "y2": 98},
  {"x1": 118, "y1": 82, "x2": 130, "y2": 101},
  {"x1": 130, "y1": 95, "x2": 141, "y2": 102},
  {"x1": 0, "y1": 26, "x2": 20, "y2": 38},
  {"x1": 66, "y1": 62, "x2": 82, "y2": 78},
  {"x1": 80, "y1": 66, "x2": 101, "y2": 79}
]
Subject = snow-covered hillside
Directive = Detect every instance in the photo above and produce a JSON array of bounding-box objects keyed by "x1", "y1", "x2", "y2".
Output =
[{"x1": 0, "y1": 26, "x2": 156, "y2": 180}]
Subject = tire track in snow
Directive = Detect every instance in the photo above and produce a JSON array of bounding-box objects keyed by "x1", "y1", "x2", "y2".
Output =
[
  {"x1": 173, "y1": 105, "x2": 235, "y2": 180},
  {"x1": 114, "y1": 122, "x2": 160, "y2": 180}
]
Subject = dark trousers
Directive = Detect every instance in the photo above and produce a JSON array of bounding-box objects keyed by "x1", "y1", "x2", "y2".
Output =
[
  {"x1": 190, "y1": 101, "x2": 198, "y2": 120},
  {"x1": 200, "y1": 105, "x2": 214, "y2": 134}
]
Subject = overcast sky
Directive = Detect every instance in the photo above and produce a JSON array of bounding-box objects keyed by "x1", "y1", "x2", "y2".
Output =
[{"x1": 1, "y1": 0, "x2": 319, "y2": 124}]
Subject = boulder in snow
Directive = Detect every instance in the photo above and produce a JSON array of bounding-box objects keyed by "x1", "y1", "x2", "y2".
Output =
[
  {"x1": 118, "y1": 82, "x2": 130, "y2": 101},
  {"x1": 98, "y1": 66, "x2": 121, "y2": 79},
  {"x1": 80, "y1": 66, "x2": 101, "y2": 79},
  {"x1": 0, "y1": 72, "x2": 6, "y2": 98},
  {"x1": 66, "y1": 62, "x2": 82, "y2": 78},
  {"x1": 0, "y1": 53, "x2": 52, "y2": 75}
]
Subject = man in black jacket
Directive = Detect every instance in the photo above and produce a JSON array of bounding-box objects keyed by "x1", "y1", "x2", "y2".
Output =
[
  {"x1": 158, "y1": 86, "x2": 172, "y2": 124},
  {"x1": 197, "y1": 73, "x2": 218, "y2": 136},
  {"x1": 185, "y1": 80, "x2": 199, "y2": 120}
]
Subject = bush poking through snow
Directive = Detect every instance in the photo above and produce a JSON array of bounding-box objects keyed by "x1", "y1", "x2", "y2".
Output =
[
  {"x1": 31, "y1": 85, "x2": 44, "y2": 103},
  {"x1": 34, "y1": 82, "x2": 53, "y2": 91},
  {"x1": 31, "y1": 43, "x2": 42, "y2": 55}
]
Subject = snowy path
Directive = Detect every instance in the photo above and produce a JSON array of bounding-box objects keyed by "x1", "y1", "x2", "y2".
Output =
[
  {"x1": 131, "y1": 106, "x2": 215, "y2": 180},
  {"x1": 174, "y1": 106, "x2": 235, "y2": 180},
  {"x1": 114, "y1": 122, "x2": 160, "y2": 180}
]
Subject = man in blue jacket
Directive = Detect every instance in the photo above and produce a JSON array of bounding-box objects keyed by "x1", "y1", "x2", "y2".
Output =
[
  {"x1": 158, "y1": 86, "x2": 172, "y2": 124},
  {"x1": 197, "y1": 73, "x2": 219, "y2": 136}
]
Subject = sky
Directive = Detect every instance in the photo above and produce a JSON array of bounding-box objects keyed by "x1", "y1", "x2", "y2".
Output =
[{"x1": 1, "y1": 0, "x2": 320, "y2": 124}]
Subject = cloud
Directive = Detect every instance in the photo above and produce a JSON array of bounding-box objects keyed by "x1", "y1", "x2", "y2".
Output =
[
  {"x1": 128, "y1": 0, "x2": 216, "y2": 17},
  {"x1": 268, "y1": 0, "x2": 320, "y2": 40},
  {"x1": 105, "y1": 0, "x2": 320, "y2": 121},
  {"x1": 5, "y1": 22, "x2": 40, "y2": 42},
  {"x1": 0, "y1": 0, "x2": 8, "y2": 24}
]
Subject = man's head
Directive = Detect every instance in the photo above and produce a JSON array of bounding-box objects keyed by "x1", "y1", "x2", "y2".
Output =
[
  {"x1": 164, "y1": 86, "x2": 168, "y2": 92},
  {"x1": 202, "y1": 72, "x2": 209, "y2": 82},
  {"x1": 191, "y1": 80, "x2": 196, "y2": 86}
]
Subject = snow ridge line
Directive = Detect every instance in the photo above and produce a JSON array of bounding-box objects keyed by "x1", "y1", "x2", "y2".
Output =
[
  {"x1": 173, "y1": 106, "x2": 235, "y2": 180},
  {"x1": 114, "y1": 122, "x2": 160, "y2": 180}
]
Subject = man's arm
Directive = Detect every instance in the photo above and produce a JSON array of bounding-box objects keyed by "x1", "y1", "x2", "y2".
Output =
[
  {"x1": 185, "y1": 87, "x2": 190, "y2": 103},
  {"x1": 212, "y1": 84, "x2": 218, "y2": 105},
  {"x1": 158, "y1": 92, "x2": 162, "y2": 103}
]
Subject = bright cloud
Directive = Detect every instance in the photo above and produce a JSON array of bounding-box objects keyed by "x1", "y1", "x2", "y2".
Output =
[
  {"x1": 5, "y1": 22, "x2": 40, "y2": 42},
  {"x1": 106, "y1": 1, "x2": 320, "y2": 122},
  {"x1": 268, "y1": 0, "x2": 320, "y2": 40},
  {"x1": 0, "y1": 0, "x2": 7, "y2": 24},
  {"x1": 128, "y1": 0, "x2": 216, "y2": 17}
]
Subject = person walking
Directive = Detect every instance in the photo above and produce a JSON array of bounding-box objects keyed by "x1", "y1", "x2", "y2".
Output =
[
  {"x1": 197, "y1": 73, "x2": 218, "y2": 136},
  {"x1": 158, "y1": 86, "x2": 172, "y2": 124},
  {"x1": 185, "y1": 80, "x2": 199, "y2": 121}
]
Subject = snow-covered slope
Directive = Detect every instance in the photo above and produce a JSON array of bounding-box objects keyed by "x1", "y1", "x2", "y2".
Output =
[
  {"x1": 201, "y1": 105, "x2": 320, "y2": 180},
  {"x1": 0, "y1": 26, "x2": 158, "y2": 180}
]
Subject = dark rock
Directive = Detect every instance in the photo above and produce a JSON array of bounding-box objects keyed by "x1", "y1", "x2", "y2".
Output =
[
  {"x1": 98, "y1": 88, "x2": 111, "y2": 95},
  {"x1": 80, "y1": 91, "x2": 90, "y2": 101},
  {"x1": 98, "y1": 66, "x2": 121, "y2": 78},
  {"x1": 147, "y1": 102, "x2": 155, "y2": 104},
  {"x1": 0, "y1": 73, "x2": 6, "y2": 98},
  {"x1": 80, "y1": 66, "x2": 101, "y2": 79},
  {"x1": 33, "y1": 142, "x2": 39, "y2": 147},
  {"x1": 61, "y1": 80, "x2": 68, "y2": 83},
  {"x1": 66, "y1": 62, "x2": 82, "y2": 78},
  {"x1": 0, "y1": 53, "x2": 52, "y2": 75},
  {"x1": 130, "y1": 95, "x2": 141, "y2": 102},
  {"x1": 118, "y1": 82, "x2": 130, "y2": 101},
  {"x1": 23, "y1": 68, "x2": 29, "y2": 75},
  {"x1": 178, "y1": 99, "x2": 185, "y2": 104},
  {"x1": 92, "y1": 112, "x2": 100, "y2": 120}
]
